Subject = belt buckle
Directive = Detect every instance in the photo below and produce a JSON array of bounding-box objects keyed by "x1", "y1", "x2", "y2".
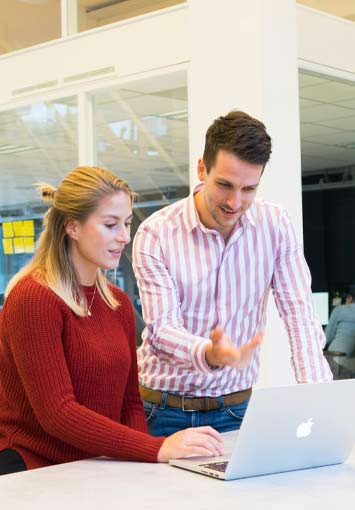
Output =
[{"x1": 181, "y1": 395, "x2": 196, "y2": 412}]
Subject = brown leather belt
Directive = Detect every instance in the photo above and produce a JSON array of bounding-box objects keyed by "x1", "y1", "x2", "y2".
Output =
[{"x1": 139, "y1": 386, "x2": 252, "y2": 412}]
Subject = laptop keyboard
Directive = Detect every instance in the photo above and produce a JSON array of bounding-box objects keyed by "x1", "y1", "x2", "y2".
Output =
[{"x1": 200, "y1": 461, "x2": 228, "y2": 473}]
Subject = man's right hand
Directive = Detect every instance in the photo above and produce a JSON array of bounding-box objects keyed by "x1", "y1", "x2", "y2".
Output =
[{"x1": 205, "y1": 326, "x2": 263, "y2": 369}]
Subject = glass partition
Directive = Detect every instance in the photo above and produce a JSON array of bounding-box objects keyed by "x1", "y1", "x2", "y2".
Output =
[
  {"x1": 300, "y1": 69, "x2": 355, "y2": 379},
  {"x1": 0, "y1": 96, "x2": 78, "y2": 305},
  {"x1": 94, "y1": 71, "x2": 189, "y2": 342}
]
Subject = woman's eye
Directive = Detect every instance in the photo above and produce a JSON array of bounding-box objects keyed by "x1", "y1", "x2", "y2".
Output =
[
  {"x1": 125, "y1": 222, "x2": 132, "y2": 228},
  {"x1": 105, "y1": 224, "x2": 116, "y2": 229}
]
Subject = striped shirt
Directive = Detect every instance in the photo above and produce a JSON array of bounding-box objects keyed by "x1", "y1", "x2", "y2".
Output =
[{"x1": 133, "y1": 185, "x2": 332, "y2": 397}]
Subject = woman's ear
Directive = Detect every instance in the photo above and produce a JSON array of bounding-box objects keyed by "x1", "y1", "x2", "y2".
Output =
[{"x1": 65, "y1": 218, "x2": 80, "y2": 241}]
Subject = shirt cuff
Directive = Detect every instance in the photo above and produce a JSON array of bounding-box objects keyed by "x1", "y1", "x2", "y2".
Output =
[{"x1": 190, "y1": 339, "x2": 219, "y2": 374}]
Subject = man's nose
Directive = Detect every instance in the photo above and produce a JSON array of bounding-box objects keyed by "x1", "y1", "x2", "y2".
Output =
[{"x1": 226, "y1": 191, "x2": 242, "y2": 211}]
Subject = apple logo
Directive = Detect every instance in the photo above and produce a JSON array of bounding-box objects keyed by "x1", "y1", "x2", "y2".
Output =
[{"x1": 296, "y1": 418, "x2": 314, "y2": 438}]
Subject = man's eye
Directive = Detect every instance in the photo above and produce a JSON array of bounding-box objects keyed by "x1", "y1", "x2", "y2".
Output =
[{"x1": 218, "y1": 182, "x2": 229, "y2": 187}]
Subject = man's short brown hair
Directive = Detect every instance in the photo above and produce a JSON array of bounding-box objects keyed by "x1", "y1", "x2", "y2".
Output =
[{"x1": 203, "y1": 111, "x2": 272, "y2": 172}]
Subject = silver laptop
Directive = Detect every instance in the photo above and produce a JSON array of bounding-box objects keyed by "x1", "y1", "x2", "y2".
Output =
[{"x1": 169, "y1": 380, "x2": 355, "y2": 480}]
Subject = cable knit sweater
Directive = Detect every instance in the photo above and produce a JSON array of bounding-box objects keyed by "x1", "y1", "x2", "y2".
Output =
[{"x1": 0, "y1": 275, "x2": 164, "y2": 470}]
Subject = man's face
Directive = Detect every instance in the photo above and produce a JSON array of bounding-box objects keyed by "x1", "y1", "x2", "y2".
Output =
[{"x1": 195, "y1": 150, "x2": 263, "y2": 240}]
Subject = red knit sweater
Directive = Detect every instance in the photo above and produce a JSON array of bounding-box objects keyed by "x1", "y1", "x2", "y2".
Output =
[{"x1": 0, "y1": 275, "x2": 164, "y2": 470}]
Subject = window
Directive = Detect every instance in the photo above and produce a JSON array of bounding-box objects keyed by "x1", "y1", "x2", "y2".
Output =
[
  {"x1": 0, "y1": 96, "x2": 78, "y2": 305},
  {"x1": 94, "y1": 71, "x2": 189, "y2": 342}
]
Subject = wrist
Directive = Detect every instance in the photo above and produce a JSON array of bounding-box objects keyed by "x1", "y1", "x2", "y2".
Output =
[
  {"x1": 157, "y1": 442, "x2": 168, "y2": 463},
  {"x1": 205, "y1": 344, "x2": 221, "y2": 370}
]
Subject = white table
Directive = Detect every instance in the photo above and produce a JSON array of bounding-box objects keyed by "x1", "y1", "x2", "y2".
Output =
[{"x1": 1, "y1": 445, "x2": 354, "y2": 510}]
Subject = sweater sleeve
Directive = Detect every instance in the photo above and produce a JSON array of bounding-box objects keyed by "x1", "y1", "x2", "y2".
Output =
[
  {"x1": 114, "y1": 290, "x2": 148, "y2": 433},
  {"x1": 4, "y1": 280, "x2": 164, "y2": 462}
]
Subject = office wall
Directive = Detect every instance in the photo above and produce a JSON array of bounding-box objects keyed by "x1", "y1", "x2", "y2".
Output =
[{"x1": 297, "y1": 5, "x2": 355, "y2": 76}]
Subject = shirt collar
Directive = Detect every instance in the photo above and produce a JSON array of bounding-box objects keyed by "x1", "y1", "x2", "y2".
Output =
[
  {"x1": 242, "y1": 201, "x2": 257, "y2": 228},
  {"x1": 183, "y1": 183, "x2": 257, "y2": 233},
  {"x1": 182, "y1": 183, "x2": 204, "y2": 233}
]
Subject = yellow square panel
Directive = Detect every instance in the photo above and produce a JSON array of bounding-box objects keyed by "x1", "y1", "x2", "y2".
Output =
[
  {"x1": 23, "y1": 220, "x2": 34, "y2": 237},
  {"x1": 2, "y1": 238, "x2": 13, "y2": 254},
  {"x1": 13, "y1": 221, "x2": 24, "y2": 237},
  {"x1": 24, "y1": 237, "x2": 35, "y2": 253},
  {"x1": 2, "y1": 222, "x2": 14, "y2": 238},
  {"x1": 13, "y1": 237, "x2": 25, "y2": 254}
]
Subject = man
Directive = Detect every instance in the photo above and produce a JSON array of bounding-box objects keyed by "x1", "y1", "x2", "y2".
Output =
[
  {"x1": 325, "y1": 290, "x2": 355, "y2": 379},
  {"x1": 133, "y1": 110, "x2": 332, "y2": 436}
]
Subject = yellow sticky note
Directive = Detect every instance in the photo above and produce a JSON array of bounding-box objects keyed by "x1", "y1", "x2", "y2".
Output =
[
  {"x1": 23, "y1": 220, "x2": 34, "y2": 237},
  {"x1": 13, "y1": 221, "x2": 24, "y2": 237},
  {"x1": 2, "y1": 238, "x2": 13, "y2": 254},
  {"x1": 13, "y1": 237, "x2": 25, "y2": 254},
  {"x1": 2, "y1": 222, "x2": 14, "y2": 238},
  {"x1": 24, "y1": 237, "x2": 35, "y2": 253}
]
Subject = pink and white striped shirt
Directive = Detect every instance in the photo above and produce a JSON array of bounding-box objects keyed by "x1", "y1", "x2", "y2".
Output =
[{"x1": 133, "y1": 185, "x2": 332, "y2": 397}]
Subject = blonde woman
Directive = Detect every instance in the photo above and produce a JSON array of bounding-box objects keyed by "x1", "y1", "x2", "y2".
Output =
[{"x1": 0, "y1": 166, "x2": 222, "y2": 475}]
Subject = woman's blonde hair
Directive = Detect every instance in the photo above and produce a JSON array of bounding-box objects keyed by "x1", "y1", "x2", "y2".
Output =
[{"x1": 5, "y1": 166, "x2": 134, "y2": 316}]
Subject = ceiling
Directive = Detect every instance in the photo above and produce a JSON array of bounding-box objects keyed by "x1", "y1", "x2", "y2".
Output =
[{"x1": 299, "y1": 71, "x2": 355, "y2": 172}]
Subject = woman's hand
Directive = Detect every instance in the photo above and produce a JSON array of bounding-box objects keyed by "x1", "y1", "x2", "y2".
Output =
[{"x1": 157, "y1": 426, "x2": 223, "y2": 463}]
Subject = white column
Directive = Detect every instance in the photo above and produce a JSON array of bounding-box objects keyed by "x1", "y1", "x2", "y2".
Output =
[
  {"x1": 61, "y1": 0, "x2": 78, "y2": 37},
  {"x1": 188, "y1": 0, "x2": 302, "y2": 386},
  {"x1": 78, "y1": 92, "x2": 96, "y2": 167}
]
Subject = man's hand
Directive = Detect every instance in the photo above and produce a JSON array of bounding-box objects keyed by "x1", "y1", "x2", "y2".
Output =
[{"x1": 205, "y1": 326, "x2": 263, "y2": 369}]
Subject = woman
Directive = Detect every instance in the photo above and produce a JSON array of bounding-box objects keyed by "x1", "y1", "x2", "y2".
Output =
[{"x1": 0, "y1": 166, "x2": 222, "y2": 475}]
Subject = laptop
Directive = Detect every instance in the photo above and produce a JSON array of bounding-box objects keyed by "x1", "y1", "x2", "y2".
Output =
[{"x1": 169, "y1": 379, "x2": 355, "y2": 480}]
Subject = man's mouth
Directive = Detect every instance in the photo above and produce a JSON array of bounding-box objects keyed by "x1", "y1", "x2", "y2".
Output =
[{"x1": 220, "y1": 206, "x2": 239, "y2": 216}]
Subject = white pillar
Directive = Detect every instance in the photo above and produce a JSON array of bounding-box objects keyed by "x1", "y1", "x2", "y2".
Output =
[
  {"x1": 61, "y1": 0, "x2": 78, "y2": 37},
  {"x1": 188, "y1": 0, "x2": 302, "y2": 386}
]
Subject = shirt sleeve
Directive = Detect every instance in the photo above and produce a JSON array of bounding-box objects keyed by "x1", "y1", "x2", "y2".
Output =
[
  {"x1": 271, "y1": 209, "x2": 333, "y2": 383},
  {"x1": 4, "y1": 281, "x2": 164, "y2": 462},
  {"x1": 132, "y1": 223, "x2": 214, "y2": 374}
]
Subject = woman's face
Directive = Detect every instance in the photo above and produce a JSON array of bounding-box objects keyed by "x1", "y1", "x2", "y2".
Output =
[{"x1": 66, "y1": 191, "x2": 132, "y2": 284}]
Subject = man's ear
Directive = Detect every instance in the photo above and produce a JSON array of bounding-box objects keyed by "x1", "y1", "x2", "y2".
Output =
[
  {"x1": 65, "y1": 218, "x2": 80, "y2": 241},
  {"x1": 197, "y1": 158, "x2": 207, "y2": 182}
]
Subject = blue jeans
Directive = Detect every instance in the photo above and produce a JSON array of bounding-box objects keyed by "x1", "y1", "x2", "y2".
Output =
[{"x1": 143, "y1": 394, "x2": 250, "y2": 437}]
